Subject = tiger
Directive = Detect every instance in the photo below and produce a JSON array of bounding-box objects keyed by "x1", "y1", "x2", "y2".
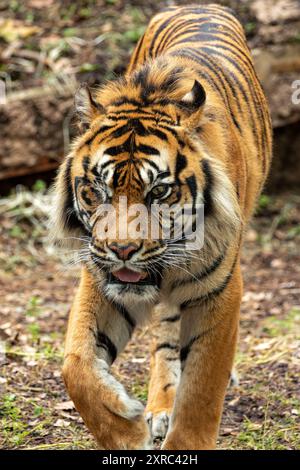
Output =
[{"x1": 51, "y1": 4, "x2": 272, "y2": 450}]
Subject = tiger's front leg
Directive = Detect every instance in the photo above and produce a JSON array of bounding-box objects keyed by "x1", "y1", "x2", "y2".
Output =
[
  {"x1": 163, "y1": 264, "x2": 242, "y2": 450},
  {"x1": 62, "y1": 268, "x2": 151, "y2": 450},
  {"x1": 146, "y1": 302, "x2": 181, "y2": 439}
]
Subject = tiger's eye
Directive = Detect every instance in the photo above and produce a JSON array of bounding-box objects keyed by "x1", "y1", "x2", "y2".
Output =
[{"x1": 151, "y1": 184, "x2": 169, "y2": 198}]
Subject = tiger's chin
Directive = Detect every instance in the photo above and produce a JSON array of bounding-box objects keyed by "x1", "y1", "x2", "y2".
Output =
[
  {"x1": 104, "y1": 282, "x2": 160, "y2": 305},
  {"x1": 103, "y1": 268, "x2": 162, "y2": 305}
]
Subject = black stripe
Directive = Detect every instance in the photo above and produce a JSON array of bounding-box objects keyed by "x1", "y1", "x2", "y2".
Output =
[
  {"x1": 201, "y1": 159, "x2": 214, "y2": 216},
  {"x1": 191, "y1": 48, "x2": 243, "y2": 115},
  {"x1": 206, "y1": 7, "x2": 244, "y2": 34},
  {"x1": 148, "y1": 11, "x2": 183, "y2": 57},
  {"x1": 107, "y1": 115, "x2": 174, "y2": 126},
  {"x1": 84, "y1": 124, "x2": 117, "y2": 147},
  {"x1": 171, "y1": 249, "x2": 227, "y2": 289},
  {"x1": 157, "y1": 170, "x2": 171, "y2": 180},
  {"x1": 156, "y1": 342, "x2": 179, "y2": 352},
  {"x1": 82, "y1": 156, "x2": 90, "y2": 175},
  {"x1": 149, "y1": 108, "x2": 174, "y2": 120},
  {"x1": 170, "y1": 20, "x2": 244, "y2": 47},
  {"x1": 130, "y1": 32, "x2": 146, "y2": 69},
  {"x1": 158, "y1": 66, "x2": 185, "y2": 93},
  {"x1": 143, "y1": 159, "x2": 160, "y2": 172},
  {"x1": 183, "y1": 48, "x2": 242, "y2": 125},
  {"x1": 148, "y1": 127, "x2": 168, "y2": 141},
  {"x1": 138, "y1": 144, "x2": 160, "y2": 155},
  {"x1": 207, "y1": 41, "x2": 270, "y2": 162},
  {"x1": 154, "y1": 123, "x2": 179, "y2": 140},
  {"x1": 110, "y1": 97, "x2": 142, "y2": 107},
  {"x1": 142, "y1": 245, "x2": 163, "y2": 256},
  {"x1": 184, "y1": 7, "x2": 244, "y2": 40},
  {"x1": 162, "y1": 314, "x2": 181, "y2": 323},
  {"x1": 180, "y1": 326, "x2": 214, "y2": 364},
  {"x1": 175, "y1": 152, "x2": 187, "y2": 183},
  {"x1": 104, "y1": 133, "x2": 160, "y2": 158},
  {"x1": 110, "y1": 123, "x2": 132, "y2": 139},
  {"x1": 81, "y1": 189, "x2": 92, "y2": 206},
  {"x1": 113, "y1": 302, "x2": 136, "y2": 332},
  {"x1": 129, "y1": 119, "x2": 149, "y2": 136},
  {"x1": 167, "y1": 26, "x2": 243, "y2": 49},
  {"x1": 108, "y1": 107, "x2": 173, "y2": 120},
  {"x1": 170, "y1": 50, "x2": 229, "y2": 110},
  {"x1": 112, "y1": 161, "x2": 128, "y2": 188},
  {"x1": 180, "y1": 254, "x2": 239, "y2": 310},
  {"x1": 200, "y1": 46, "x2": 261, "y2": 147},
  {"x1": 180, "y1": 335, "x2": 200, "y2": 362},
  {"x1": 133, "y1": 63, "x2": 151, "y2": 87},
  {"x1": 105, "y1": 143, "x2": 127, "y2": 157},
  {"x1": 96, "y1": 331, "x2": 117, "y2": 363},
  {"x1": 186, "y1": 174, "x2": 197, "y2": 208},
  {"x1": 63, "y1": 158, "x2": 85, "y2": 232},
  {"x1": 147, "y1": 169, "x2": 154, "y2": 184},
  {"x1": 159, "y1": 18, "x2": 206, "y2": 53},
  {"x1": 155, "y1": 17, "x2": 188, "y2": 55},
  {"x1": 163, "y1": 383, "x2": 174, "y2": 392},
  {"x1": 98, "y1": 159, "x2": 116, "y2": 173}
]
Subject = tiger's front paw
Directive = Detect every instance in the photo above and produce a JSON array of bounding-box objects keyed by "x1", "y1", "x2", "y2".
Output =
[
  {"x1": 63, "y1": 356, "x2": 152, "y2": 449},
  {"x1": 94, "y1": 403, "x2": 152, "y2": 450}
]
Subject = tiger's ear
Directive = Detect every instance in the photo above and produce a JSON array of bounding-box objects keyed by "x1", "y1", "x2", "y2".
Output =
[
  {"x1": 75, "y1": 83, "x2": 105, "y2": 129},
  {"x1": 177, "y1": 80, "x2": 206, "y2": 120}
]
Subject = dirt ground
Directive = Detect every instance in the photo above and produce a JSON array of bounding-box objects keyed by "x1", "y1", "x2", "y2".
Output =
[{"x1": 0, "y1": 188, "x2": 299, "y2": 450}]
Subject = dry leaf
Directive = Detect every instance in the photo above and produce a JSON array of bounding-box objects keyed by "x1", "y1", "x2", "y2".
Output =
[
  {"x1": 55, "y1": 400, "x2": 74, "y2": 411},
  {"x1": 228, "y1": 397, "x2": 240, "y2": 407},
  {"x1": 251, "y1": 0, "x2": 300, "y2": 25},
  {"x1": 54, "y1": 418, "x2": 71, "y2": 427},
  {"x1": 253, "y1": 340, "x2": 274, "y2": 351},
  {"x1": 0, "y1": 19, "x2": 41, "y2": 43}
]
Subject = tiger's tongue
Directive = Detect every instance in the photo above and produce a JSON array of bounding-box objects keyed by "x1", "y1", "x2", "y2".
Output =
[{"x1": 112, "y1": 268, "x2": 143, "y2": 283}]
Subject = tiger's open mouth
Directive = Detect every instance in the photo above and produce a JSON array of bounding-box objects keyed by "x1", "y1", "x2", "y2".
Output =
[{"x1": 107, "y1": 267, "x2": 160, "y2": 286}]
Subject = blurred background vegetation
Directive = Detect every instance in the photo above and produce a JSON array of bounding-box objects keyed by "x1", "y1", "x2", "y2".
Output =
[{"x1": 0, "y1": 0, "x2": 299, "y2": 450}]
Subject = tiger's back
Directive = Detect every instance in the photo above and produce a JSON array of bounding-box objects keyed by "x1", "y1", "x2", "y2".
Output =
[{"x1": 129, "y1": 4, "x2": 272, "y2": 219}]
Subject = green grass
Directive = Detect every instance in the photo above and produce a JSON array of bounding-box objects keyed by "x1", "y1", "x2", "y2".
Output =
[
  {"x1": 79, "y1": 63, "x2": 101, "y2": 73},
  {"x1": 27, "y1": 323, "x2": 40, "y2": 343},
  {"x1": 5, "y1": 345, "x2": 63, "y2": 362},
  {"x1": 236, "y1": 414, "x2": 299, "y2": 450},
  {"x1": 0, "y1": 394, "x2": 30, "y2": 446},
  {"x1": 262, "y1": 307, "x2": 300, "y2": 337},
  {"x1": 258, "y1": 194, "x2": 272, "y2": 211},
  {"x1": 25, "y1": 296, "x2": 42, "y2": 317},
  {"x1": 131, "y1": 382, "x2": 148, "y2": 403},
  {"x1": 32, "y1": 180, "x2": 46, "y2": 193},
  {"x1": 9, "y1": 225, "x2": 26, "y2": 239},
  {"x1": 0, "y1": 394, "x2": 57, "y2": 447},
  {"x1": 33, "y1": 405, "x2": 44, "y2": 417}
]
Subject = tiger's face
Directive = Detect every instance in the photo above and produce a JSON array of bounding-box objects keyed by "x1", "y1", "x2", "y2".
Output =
[
  {"x1": 52, "y1": 64, "x2": 240, "y2": 304},
  {"x1": 73, "y1": 102, "x2": 204, "y2": 302}
]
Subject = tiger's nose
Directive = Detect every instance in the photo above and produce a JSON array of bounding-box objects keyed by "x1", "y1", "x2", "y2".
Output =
[{"x1": 108, "y1": 242, "x2": 140, "y2": 260}]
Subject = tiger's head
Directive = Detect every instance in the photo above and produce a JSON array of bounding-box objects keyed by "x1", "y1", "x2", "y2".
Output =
[{"x1": 51, "y1": 60, "x2": 240, "y2": 305}]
